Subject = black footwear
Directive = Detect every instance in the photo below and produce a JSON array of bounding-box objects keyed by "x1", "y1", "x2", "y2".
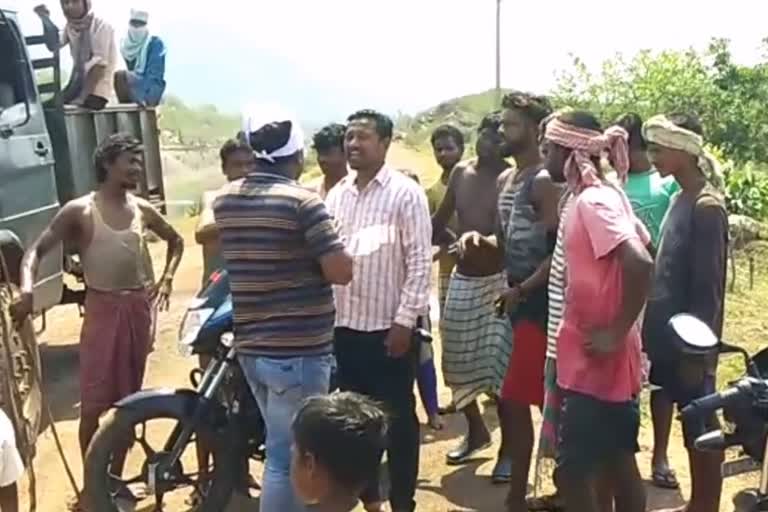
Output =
[{"x1": 446, "y1": 436, "x2": 492, "y2": 465}]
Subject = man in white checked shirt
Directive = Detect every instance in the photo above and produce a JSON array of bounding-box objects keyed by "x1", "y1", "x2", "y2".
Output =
[{"x1": 325, "y1": 110, "x2": 432, "y2": 512}]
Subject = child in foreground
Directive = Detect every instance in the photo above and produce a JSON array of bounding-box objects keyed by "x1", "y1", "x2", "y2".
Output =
[{"x1": 291, "y1": 392, "x2": 388, "y2": 512}]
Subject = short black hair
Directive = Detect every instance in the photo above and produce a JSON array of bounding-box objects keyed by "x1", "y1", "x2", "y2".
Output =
[
  {"x1": 668, "y1": 113, "x2": 704, "y2": 136},
  {"x1": 501, "y1": 91, "x2": 553, "y2": 125},
  {"x1": 559, "y1": 110, "x2": 602, "y2": 132},
  {"x1": 312, "y1": 123, "x2": 346, "y2": 154},
  {"x1": 614, "y1": 112, "x2": 646, "y2": 150},
  {"x1": 430, "y1": 125, "x2": 465, "y2": 150},
  {"x1": 219, "y1": 138, "x2": 252, "y2": 167},
  {"x1": 247, "y1": 121, "x2": 299, "y2": 163},
  {"x1": 478, "y1": 111, "x2": 503, "y2": 134},
  {"x1": 93, "y1": 133, "x2": 143, "y2": 183},
  {"x1": 347, "y1": 109, "x2": 394, "y2": 140},
  {"x1": 293, "y1": 392, "x2": 388, "y2": 494}
]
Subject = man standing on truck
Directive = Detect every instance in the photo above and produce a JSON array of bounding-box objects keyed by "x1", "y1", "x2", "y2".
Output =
[
  {"x1": 11, "y1": 133, "x2": 184, "y2": 509},
  {"x1": 34, "y1": 0, "x2": 117, "y2": 109}
]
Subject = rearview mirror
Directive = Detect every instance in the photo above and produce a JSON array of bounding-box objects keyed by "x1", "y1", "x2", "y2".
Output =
[{"x1": 668, "y1": 313, "x2": 719, "y2": 355}]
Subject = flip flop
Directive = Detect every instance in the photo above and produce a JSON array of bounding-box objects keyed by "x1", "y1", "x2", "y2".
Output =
[
  {"x1": 446, "y1": 437, "x2": 492, "y2": 465},
  {"x1": 651, "y1": 468, "x2": 680, "y2": 489},
  {"x1": 526, "y1": 494, "x2": 565, "y2": 511}
]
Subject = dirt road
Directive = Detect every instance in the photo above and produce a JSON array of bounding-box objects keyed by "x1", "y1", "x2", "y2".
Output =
[{"x1": 18, "y1": 220, "x2": 757, "y2": 511}]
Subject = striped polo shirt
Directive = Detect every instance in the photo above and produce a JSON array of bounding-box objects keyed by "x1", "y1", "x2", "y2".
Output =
[{"x1": 213, "y1": 172, "x2": 344, "y2": 357}]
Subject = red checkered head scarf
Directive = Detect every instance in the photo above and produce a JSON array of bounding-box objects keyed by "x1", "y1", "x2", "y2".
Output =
[{"x1": 544, "y1": 118, "x2": 630, "y2": 191}]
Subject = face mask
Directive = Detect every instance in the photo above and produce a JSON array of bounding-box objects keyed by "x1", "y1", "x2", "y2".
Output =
[{"x1": 128, "y1": 26, "x2": 148, "y2": 41}]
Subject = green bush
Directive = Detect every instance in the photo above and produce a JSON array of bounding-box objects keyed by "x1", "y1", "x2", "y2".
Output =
[{"x1": 725, "y1": 162, "x2": 768, "y2": 219}]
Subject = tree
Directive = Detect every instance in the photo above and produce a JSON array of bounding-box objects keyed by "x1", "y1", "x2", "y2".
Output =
[{"x1": 552, "y1": 39, "x2": 768, "y2": 165}]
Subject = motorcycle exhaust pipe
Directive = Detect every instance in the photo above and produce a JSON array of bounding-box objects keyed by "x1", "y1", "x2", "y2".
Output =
[{"x1": 694, "y1": 430, "x2": 728, "y2": 452}]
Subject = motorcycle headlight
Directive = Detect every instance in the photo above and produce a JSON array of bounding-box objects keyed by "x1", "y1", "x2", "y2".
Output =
[
  {"x1": 220, "y1": 332, "x2": 235, "y2": 348},
  {"x1": 178, "y1": 308, "x2": 215, "y2": 356}
]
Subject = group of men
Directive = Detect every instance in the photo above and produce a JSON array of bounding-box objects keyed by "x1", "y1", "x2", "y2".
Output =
[
  {"x1": 194, "y1": 91, "x2": 728, "y2": 512},
  {"x1": 35, "y1": 0, "x2": 167, "y2": 108},
  {"x1": 423, "y1": 96, "x2": 727, "y2": 512},
  {"x1": 0, "y1": 88, "x2": 728, "y2": 512}
]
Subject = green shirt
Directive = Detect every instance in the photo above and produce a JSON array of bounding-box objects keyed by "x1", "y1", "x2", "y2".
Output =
[
  {"x1": 623, "y1": 170, "x2": 679, "y2": 248},
  {"x1": 426, "y1": 178, "x2": 458, "y2": 276}
]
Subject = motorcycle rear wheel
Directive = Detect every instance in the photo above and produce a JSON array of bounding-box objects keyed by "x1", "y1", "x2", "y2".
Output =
[{"x1": 84, "y1": 401, "x2": 236, "y2": 511}]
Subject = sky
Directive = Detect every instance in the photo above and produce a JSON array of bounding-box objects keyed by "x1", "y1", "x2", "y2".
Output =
[{"x1": 7, "y1": 0, "x2": 768, "y2": 124}]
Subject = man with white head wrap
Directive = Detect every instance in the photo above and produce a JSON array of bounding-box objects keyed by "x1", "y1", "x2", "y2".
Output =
[
  {"x1": 642, "y1": 113, "x2": 728, "y2": 512},
  {"x1": 114, "y1": 8, "x2": 168, "y2": 106},
  {"x1": 213, "y1": 104, "x2": 353, "y2": 512}
]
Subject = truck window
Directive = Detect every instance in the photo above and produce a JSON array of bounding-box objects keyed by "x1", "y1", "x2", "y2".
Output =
[{"x1": 0, "y1": 16, "x2": 34, "y2": 126}]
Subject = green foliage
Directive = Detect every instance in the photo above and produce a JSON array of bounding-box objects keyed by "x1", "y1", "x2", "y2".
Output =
[
  {"x1": 553, "y1": 39, "x2": 768, "y2": 166},
  {"x1": 158, "y1": 95, "x2": 240, "y2": 146},
  {"x1": 724, "y1": 162, "x2": 768, "y2": 219}
]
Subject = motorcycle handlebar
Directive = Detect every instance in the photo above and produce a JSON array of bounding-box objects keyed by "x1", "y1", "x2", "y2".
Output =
[
  {"x1": 679, "y1": 378, "x2": 768, "y2": 422},
  {"x1": 679, "y1": 386, "x2": 742, "y2": 422}
]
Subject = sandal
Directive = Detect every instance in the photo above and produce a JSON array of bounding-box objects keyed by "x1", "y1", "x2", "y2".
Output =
[
  {"x1": 446, "y1": 436, "x2": 492, "y2": 465},
  {"x1": 526, "y1": 494, "x2": 565, "y2": 511},
  {"x1": 651, "y1": 467, "x2": 680, "y2": 489}
]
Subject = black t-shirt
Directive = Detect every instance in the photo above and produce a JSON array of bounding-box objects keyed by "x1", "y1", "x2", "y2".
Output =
[{"x1": 643, "y1": 190, "x2": 728, "y2": 363}]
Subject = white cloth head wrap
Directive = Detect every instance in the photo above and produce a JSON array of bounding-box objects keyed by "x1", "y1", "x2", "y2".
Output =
[
  {"x1": 642, "y1": 115, "x2": 724, "y2": 192},
  {"x1": 241, "y1": 103, "x2": 305, "y2": 163},
  {"x1": 129, "y1": 9, "x2": 149, "y2": 23}
]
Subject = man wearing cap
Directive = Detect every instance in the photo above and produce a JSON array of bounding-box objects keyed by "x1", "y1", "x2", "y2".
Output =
[
  {"x1": 213, "y1": 105, "x2": 353, "y2": 512},
  {"x1": 114, "y1": 9, "x2": 167, "y2": 107}
]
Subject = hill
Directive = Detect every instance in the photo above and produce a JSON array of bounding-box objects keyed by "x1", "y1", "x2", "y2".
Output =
[{"x1": 397, "y1": 88, "x2": 514, "y2": 148}]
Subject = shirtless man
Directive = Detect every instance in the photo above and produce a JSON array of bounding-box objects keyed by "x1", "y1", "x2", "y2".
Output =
[
  {"x1": 432, "y1": 112, "x2": 514, "y2": 481},
  {"x1": 12, "y1": 133, "x2": 184, "y2": 508}
]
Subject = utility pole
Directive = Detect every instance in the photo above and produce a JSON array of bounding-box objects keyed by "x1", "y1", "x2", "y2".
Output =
[{"x1": 495, "y1": 0, "x2": 502, "y2": 105}]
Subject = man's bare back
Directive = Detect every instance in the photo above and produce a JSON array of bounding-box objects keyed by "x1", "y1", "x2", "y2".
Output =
[{"x1": 446, "y1": 160, "x2": 508, "y2": 276}]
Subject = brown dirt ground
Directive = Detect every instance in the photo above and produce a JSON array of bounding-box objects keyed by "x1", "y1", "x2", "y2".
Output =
[{"x1": 17, "y1": 219, "x2": 758, "y2": 512}]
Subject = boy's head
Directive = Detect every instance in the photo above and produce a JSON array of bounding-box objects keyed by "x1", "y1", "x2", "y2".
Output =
[
  {"x1": 219, "y1": 138, "x2": 254, "y2": 182},
  {"x1": 313, "y1": 123, "x2": 347, "y2": 180},
  {"x1": 291, "y1": 392, "x2": 388, "y2": 506},
  {"x1": 645, "y1": 113, "x2": 704, "y2": 178},
  {"x1": 430, "y1": 125, "x2": 465, "y2": 173}
]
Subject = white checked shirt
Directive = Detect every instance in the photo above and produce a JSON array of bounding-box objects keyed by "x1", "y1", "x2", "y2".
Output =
[{"x1": 325, "y1": 166, "x2": 432, "y2": 332}]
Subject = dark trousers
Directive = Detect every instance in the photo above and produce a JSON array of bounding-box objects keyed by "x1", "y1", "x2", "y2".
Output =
[{"x1": 334, "y1": 327, "x2": 420, "y2": 512}]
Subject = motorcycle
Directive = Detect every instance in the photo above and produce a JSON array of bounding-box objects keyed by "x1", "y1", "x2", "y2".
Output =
[
  {"x1": 84, "y1": 269, "x2": 265, "y2": 511},
  {"x1": 672, "y1": 313, "x2": 768, "y2": 512}
]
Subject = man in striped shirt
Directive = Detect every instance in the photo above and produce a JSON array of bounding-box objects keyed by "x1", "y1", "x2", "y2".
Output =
[
  {"x1": 214, "y1": 104, "x2": 353, "y2": 512},
  {"x1": 325, "y1": 110, "x2": 432, "y2": 512}
]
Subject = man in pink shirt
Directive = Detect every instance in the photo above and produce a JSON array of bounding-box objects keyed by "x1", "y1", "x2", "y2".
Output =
[{"x1": 542, "y1": 110, "x2": 653, "y2": 512}]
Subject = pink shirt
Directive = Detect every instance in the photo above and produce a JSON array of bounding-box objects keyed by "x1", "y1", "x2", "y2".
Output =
[
  {"x1": 557, "y1": 183, "x2": 650, "y2": 402},
  {"x1": 325, "y1": 167, "x2": 432, "y2": 331}
]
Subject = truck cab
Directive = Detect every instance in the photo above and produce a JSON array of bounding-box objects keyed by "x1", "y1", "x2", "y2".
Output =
[
  {"x1": 0, "y1": 5, "x2": 166, "y2": 464},
  {"x1": 0, "y1": 7, "x2": 62, "y2": 311},
  {"x1": 0, "y1": 6, "x2": 167, "y2": 313}
]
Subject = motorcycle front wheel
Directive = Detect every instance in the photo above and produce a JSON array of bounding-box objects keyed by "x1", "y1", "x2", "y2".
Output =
[{"x1": 84, "y1": 398, "x2": 237, "y2": 511}]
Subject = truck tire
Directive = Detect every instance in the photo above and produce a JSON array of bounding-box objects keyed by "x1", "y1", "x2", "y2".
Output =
[
  {"x1": 85, "y1": 401, "x2": 236, "y2": 512},
  {"x1": 0, "y1": 284, "x2": 42, "y2": 464}
]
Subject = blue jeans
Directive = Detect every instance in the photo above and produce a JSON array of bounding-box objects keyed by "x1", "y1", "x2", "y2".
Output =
[{"x1": 239, "y1": 354, "x2": 333, "y2": 512}]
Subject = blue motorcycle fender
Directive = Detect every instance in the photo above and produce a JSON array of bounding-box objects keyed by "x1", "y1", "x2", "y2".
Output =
[{"x1": 113, "y1": 388, "x2": 227, "y2": 424}]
